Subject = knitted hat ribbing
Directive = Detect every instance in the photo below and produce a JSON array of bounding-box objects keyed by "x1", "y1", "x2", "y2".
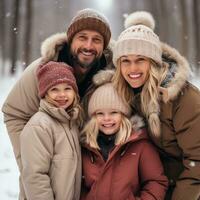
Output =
[
  {"x1": 67, "y1": 8, "x2": 111, "y2": 49},
  {"x1": 113, "y1": 11, "x2": 162, "y2": 66},
  {"x1": 37, "y1": 61, "x2": 78, "y2": 98},
  {"x1": 88, "y1": 83, "x2": 131, "y2": 117}
]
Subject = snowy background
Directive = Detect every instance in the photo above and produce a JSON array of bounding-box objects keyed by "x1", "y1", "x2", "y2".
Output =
[{"x1": 0, "y1": 69, "x2": 200, "y2": 199}]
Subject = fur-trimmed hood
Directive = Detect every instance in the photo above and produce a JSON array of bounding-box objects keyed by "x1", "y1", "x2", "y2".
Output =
[
  {"x1": 40, "y1": 32, "x2": 114, "y2": 67},
  {"x1": 159, "y1": 42, "x2": 191, "y2": 103}
]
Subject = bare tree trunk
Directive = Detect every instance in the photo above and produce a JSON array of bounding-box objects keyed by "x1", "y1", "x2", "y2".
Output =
[
  {"x1": 179, "y1": 0, "x2": 188, "y2": 57},
  {"x1": 157, "y1": 0, "x2": 169, "y2": 42},
  {"x1": 10, "y1": 0, "x2": 20, "y2": 74},
  {"x1": 193, "y1": 0, "x2": 200, "y2": 71},
  {"x1": 0, "y1": 0, "x2": 5, "y2": 75},
  {"x1": 23, "y1": 0, "x2": 33, "y2": 68}
]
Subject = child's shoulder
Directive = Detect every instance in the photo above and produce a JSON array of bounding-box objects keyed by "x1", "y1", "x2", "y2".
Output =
[{"x1": 27, "y1": 110, "x2": 54, "y2": 127}]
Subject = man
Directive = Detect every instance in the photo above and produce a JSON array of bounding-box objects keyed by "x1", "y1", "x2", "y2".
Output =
[{"x1": 2, "y1": 8, "x2": 112, "y2": 199}]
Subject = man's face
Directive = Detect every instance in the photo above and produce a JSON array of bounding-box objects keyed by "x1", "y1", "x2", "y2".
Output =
[{"x1": 70, "y1": 30, "x2": 104, "y2": 69}]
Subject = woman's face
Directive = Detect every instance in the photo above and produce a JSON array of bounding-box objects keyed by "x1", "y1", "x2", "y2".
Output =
[
  {"x1": 95, "y1": 109, "x2": 122, "y2": 135},
  {"x1": 120, "y1": 54, "x2": 151, "y2": 88}
]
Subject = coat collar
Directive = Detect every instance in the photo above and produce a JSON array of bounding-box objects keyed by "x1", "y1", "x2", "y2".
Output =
[{"x1": 39, "y1": 99, "x2": 78, "y2": 123}]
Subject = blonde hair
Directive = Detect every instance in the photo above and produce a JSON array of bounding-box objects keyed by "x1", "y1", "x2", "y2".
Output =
[
  {"x1": 81, "y1": 114, "x2": 132, "y2": 149},
  {"x1": 70, "y1": 94, "x2": 85, "y2": 128},
  {"x1": 112, "y1": 58, "x2": 168, "y2": 137},
  {"x1": 45, "y1": 90, "x2": 84, "y2": 128}
]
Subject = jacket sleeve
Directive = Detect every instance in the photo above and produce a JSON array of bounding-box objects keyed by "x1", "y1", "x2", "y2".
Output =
[
  {"x1": 137, "y1": 142, "x2": 168, "y2": 200},
  {"x1": 20, "y1": 122, "x2": 54, "y2": 200},
  {"x1": 172, "y1": 84, "x2": 200, "y2": 200},
  {"x1": 1, "y1": 58, "x2": 41, "y2": 169}
]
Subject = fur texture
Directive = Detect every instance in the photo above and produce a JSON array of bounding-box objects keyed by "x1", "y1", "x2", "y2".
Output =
[
  {"x1": 161, "y1": 43, "x2": 191, "y2": 102},
  {"x1": 130, "y1": 115, "x2": 145, "y2": 132},
  {"x1": 41, "y1": 33, "x2": 67, "y2": 62},
  {"x1": 40, "y1": 32, "x2": 114, "y2": 66},
  {"x1": 92, "y1": 70, "x2": 115, "y2": 86}
]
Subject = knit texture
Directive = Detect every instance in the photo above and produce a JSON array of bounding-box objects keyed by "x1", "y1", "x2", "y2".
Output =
[
  {"x1": 88, "y1": 83, "x2": 131, "y2": 117},
  {"x1": 37, "y1": 61, "x2": 78, "y2": 98},
  {"x1": 113, "y1": 11, "x2": 162, "y2": 66},
  {"x1": 67, "y1": 8, "x2": 111, "y2": 48}
]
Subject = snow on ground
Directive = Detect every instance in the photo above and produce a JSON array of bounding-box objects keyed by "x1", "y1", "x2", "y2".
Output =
[
  {"x1": 0, "y1": 71, "x2": 200, "y2": 199},
  {"x1": 0, "y1": 75, "x2": 20, "y2": 200}
]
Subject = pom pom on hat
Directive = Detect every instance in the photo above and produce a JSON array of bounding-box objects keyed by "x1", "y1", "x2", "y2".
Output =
[{"x1": 124, "y1": 11, "x2": 155, "y2": 30}]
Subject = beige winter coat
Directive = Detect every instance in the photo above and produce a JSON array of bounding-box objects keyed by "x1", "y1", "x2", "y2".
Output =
[{"x1": 20, "y1": 99, "x2": 81, "y2": 200}]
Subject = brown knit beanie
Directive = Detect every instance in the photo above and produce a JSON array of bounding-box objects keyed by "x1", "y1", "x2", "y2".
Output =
[
  {"x1": 67, "y1": 8, "x2": 111, "y2": 49},
  {"x1": 37, "y1": 61, "x2": 78, "y2": 98},
  {"x1": 88, "y1": 83, "x2": 131, "y2": 117},
  {"x1": 113, "y1": 11, "x2": 162, "y2": 66}
]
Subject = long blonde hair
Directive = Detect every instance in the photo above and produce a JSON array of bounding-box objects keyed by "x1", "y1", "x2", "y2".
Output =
[
  {"x1": 81, "y1": 114, "x2": 132, "y2": 149},
  {"x1": 112, "y1": 58, "x2": 168, "y2": 138},
  {"x1": 69, "y1": 94, "x2": 85, "y2": 128}
]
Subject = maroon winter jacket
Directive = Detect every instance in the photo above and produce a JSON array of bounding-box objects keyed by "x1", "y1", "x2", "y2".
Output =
[{"x1": 81, "y1": 129, "x2": 168, "y2": 200}]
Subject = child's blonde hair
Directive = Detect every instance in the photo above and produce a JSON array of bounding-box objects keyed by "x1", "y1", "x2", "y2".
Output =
[{"x1": 81, "y1": 114, "x2": 132, "y2": 149}]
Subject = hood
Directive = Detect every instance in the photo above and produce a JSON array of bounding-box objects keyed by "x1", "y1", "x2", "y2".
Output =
[
  {"x1": 40, "y1": 32, "x2": 114, "y2": 67},
  {"x1": 160, "y1": 42, "x2": 191, "y2": 102}
]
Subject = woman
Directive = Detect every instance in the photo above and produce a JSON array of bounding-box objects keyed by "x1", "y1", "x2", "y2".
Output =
[
  {"x1": 20, "y1": 61, "x2": 82, "y2": 200},
  {"x1": 111, "y1": 11, "x2": 200, "y2": 200},
  {"x1": 80, "y1": 81, "x2": 168, "y2": 200}
]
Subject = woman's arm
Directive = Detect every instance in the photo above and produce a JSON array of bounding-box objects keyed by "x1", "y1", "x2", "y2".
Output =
[{"x1": 172, "y1": 84, "x2": 200, "y2": 200}]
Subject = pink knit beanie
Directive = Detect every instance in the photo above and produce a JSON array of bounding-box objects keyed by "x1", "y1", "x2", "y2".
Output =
[
  {"x1": 113, "y1": 11, "x2": 162, "y2": 66},
  {"x1": 67, "y1": 8, "x2": 111, "y2": 48},
  {"x1": 88, "y1": 83, "x2": 131, "y2": 117},
  {"x1": 37, "y1": 61, "x2": 78, "y2": 98}
]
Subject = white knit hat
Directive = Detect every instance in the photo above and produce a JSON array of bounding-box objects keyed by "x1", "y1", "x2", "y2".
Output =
[
  {"x1": 88, "y1": 83, "x2": 131, "y2": 117},
  {"x1": 113, "y1": 11, "x2": 162, "y2": 66}
]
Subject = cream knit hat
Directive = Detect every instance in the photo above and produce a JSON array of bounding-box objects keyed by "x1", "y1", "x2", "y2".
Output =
[
  {"x1": 113, "y1": 11, "x2": 162, "y2": 66},
  {"x1": 67, "y1": 8, "x2": 111, "y2": 49},
  {"x1": 88, "y1": 83, "x2": 131, "y2": 117}
]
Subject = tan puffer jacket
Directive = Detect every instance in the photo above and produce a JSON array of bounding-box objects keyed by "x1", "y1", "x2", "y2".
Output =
[{"x1": 20, "y1": 99, "x2": 81, "y2": 200}]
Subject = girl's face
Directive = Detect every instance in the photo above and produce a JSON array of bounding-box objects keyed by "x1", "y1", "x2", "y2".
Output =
[
  {"x1": 120, "y1": 54, "x2": 151, "y2": 88},
  {"x1": 95, "y1": 109, "x2": 122, "y2": 135},
  {"x1": 47, "y1": 83, "x2": 75, "y2": 109}
]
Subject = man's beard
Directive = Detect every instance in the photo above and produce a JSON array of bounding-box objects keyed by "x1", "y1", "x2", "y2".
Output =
[{"x1": 71, "y1": 48, "x2": 101, "y2": 69}]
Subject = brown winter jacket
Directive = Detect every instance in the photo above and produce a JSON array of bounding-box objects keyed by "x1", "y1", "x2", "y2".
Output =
[
  {"x1": 131, "y1": 44, "x2": 200, "y2": 200},
  {"x1": 93, "y1": 42, "x2": 200, "y2": 200},
  {"x1": 20, "y1": 99, "x2": 81, "y2": 200},
  {"x1": 1, "y1": 33, "x2": 113, "y2": 199},
  {"x1": 81, "y1": 128, "x2": 168, "y2": 200}
]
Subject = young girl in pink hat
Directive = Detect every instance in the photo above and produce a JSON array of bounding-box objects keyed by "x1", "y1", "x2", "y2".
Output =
[{"x1": 20, "y1": 61, "x2": 82, "y2": 200}]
